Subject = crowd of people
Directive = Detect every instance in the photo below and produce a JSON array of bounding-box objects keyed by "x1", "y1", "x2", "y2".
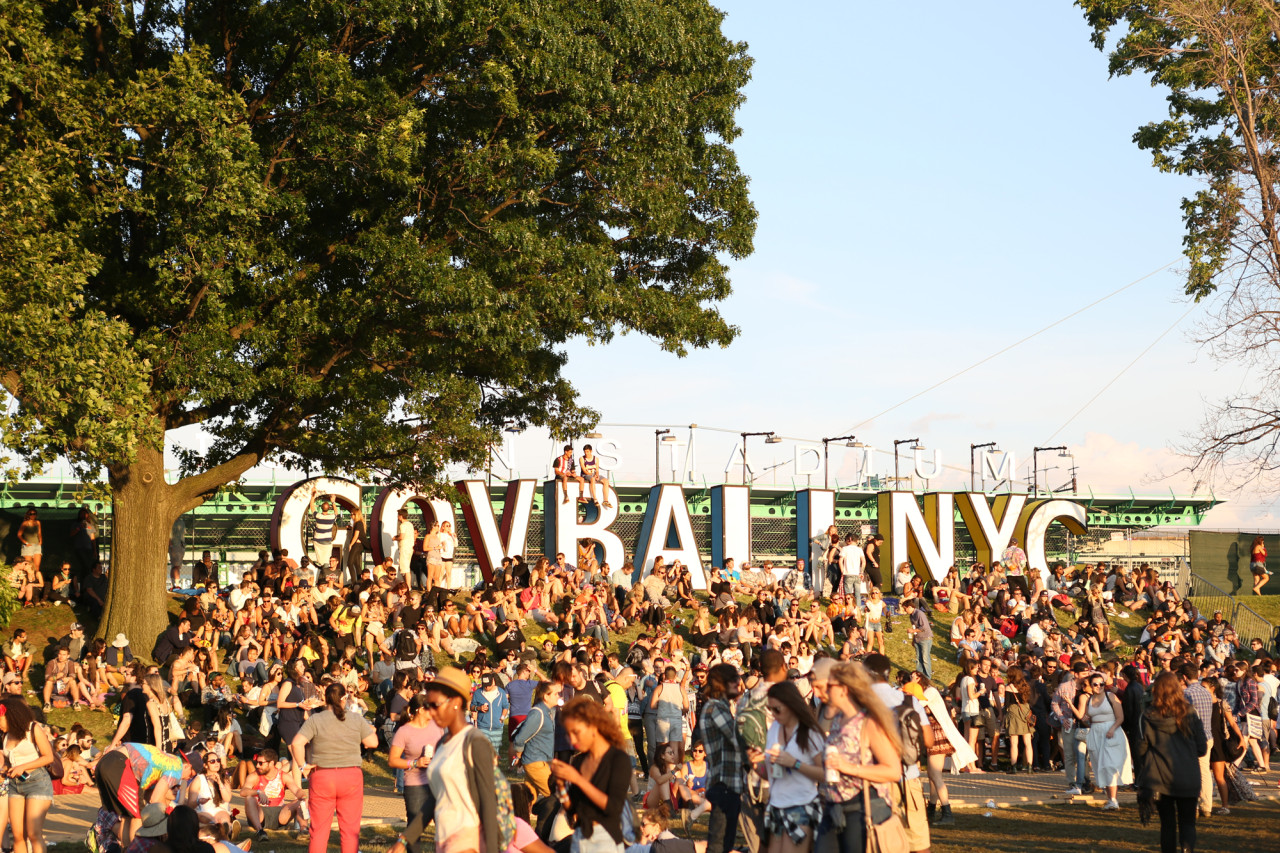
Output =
[{"x1": 1, "y1": 501, "x2": 1277, "y2": 853}]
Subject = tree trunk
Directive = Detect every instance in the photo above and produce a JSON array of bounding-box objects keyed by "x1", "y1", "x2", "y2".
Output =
[{"x1": 101, "y1": 446, "x2": 180, "y2": 654}]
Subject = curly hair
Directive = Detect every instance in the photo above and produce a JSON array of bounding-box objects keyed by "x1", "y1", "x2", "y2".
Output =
[{"x1": 559, "y1": 694, "x2": 626, "y2": 750}]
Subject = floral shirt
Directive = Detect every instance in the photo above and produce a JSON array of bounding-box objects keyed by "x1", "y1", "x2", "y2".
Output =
[{"x1": 820, "y1": 709, "x2": 889, "y2": 804}]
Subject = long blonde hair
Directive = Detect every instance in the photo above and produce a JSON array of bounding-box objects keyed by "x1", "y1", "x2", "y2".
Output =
[
  {"x1": 829, "y1": 662, "x2": 901, "y2": 754},
  {"x1": 143, "y1": 673, "x2": 173, "y2": 715}
]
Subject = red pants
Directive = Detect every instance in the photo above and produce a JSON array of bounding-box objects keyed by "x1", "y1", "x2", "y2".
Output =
[{"x1": 308, "y1": 766, "x2": 364, "y2": 853}]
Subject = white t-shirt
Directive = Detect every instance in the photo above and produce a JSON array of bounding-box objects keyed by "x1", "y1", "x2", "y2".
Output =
[
  {"x1": 429, "y1": 728, "x2": 480, "y2": 844},
  {"x1": 839, "y1": 544, "x2": 864, "y2": 578},
  {"x1": 228, "y1": 588, "x2": 252, "y2": 612},
  {"x1": 440, "y1": 533, "x2": 456, "y2": 560},
  {"x1": 1025, "y1": 622, "x2": 1046, "y2": 650},
  {"x1": 397, "y1": 520, "x2": 415, "y2": 564},
  {"x1": 765, "y1": 720, "x2": 822, "y2": 808}
]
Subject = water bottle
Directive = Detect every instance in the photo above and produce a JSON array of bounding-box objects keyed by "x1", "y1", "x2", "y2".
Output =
[{"x1": 824, "y1": 746, "x2": 840, "y2": 784}]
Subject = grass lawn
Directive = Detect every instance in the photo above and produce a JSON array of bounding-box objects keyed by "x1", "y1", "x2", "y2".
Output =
[
  {"x1": 1240, "y1": 594, "x2": 1280, "y2": 629},
  {"x1": 932, "y1": 799, "x2": 1280, "y2": 852}
]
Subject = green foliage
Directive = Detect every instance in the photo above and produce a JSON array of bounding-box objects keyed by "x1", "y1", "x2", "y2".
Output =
[
  {"x1": 0, "y1": 567, "x2": 20, "y2": 630},
  {"x1": 1076, "y1": 0, "x2": 1280, "y2": 300},
  {"x1": 0, "y1": 0, "x2": 756, "y2": 489}
]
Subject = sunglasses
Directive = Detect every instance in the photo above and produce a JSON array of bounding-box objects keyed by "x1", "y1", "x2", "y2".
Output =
[{"x1": 426, "y1": 699, "x2": 452, "y2": 710}]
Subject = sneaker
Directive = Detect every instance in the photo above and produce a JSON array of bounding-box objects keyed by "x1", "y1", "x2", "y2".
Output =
[
  {"x1": 1064, "y1": 787, "x2": 1082, "y2": 796},
  {"x1": 1213, "y1": 807, "x2": 1230, "y2": 816},
  {"x1": 254, "y1": 830, "x2": 269, "y2": 843},
  {"x1": 42, "y1": 703, "x2": 50, "y2": 712},
  {"x1": 1103, "y1": 799, "x2": 1119, "y2": 811}
]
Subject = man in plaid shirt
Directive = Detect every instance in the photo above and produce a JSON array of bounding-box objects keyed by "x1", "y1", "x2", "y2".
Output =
[
  {"x1": 1179, "y1": 663, "x2": 1216, "y2": 816},
  {"x1": 700, "y1": 664, "x2": 747, "y2": 853}
]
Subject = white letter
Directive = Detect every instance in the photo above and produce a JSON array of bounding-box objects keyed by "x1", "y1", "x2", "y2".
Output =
[
  {"x1": 456, "y1": 479, "x2": 536, "y2": 582},
  {"x1": 724, "y1": 441, "x2": 754, "y2": 481},
  {"x1": 270, "y1": 477, "x2": 363, "y2": 568},
  {"x1": 913, "y1": 448, "x2": 943, "y2": 481},
  {"x1": 371, "y1": 487, "x2": 457, "y2": 565},
  {"x1": 543, "y1": 480, "x2": 624, "y2": 572},
  {"x1": 876, "y1": 491, "x2": 954, "y2": 584},
  {"x1": 595, "y1": 440, "x2": 622, "y2": 472},
  {"x1": 634, "y1": 485, "x2": 705, "y2": 588},
  {"x1": 1015, "y1": 499, "x2": 1088, "y2": 582},
  {"x1": 796, "y1": 489, "x2": 835, "y2": 575},
  {"x1": 794, "y1": 445, "x2": 822, "y2": 477},
  {"x1": 710, "y1": 485, "x2": 751, "y2": 572},
  {"x1": 983, "y1": 450, "x2": 1016, "y2": 485},
  {"x1": 956, "y1": 493, "x2": 1027, "y2": 568}
]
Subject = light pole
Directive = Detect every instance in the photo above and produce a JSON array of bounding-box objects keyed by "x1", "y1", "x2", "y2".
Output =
[
  {"x1": 740, "y1": 431, "x2": 776, "y2": 485},
  {"x1": 821, "y1": 435, "x2": 858, "y2": 490},
  {"x1": 654, "y1": 429, "x2": 671, "y2": 482},
  {"x1": 970, "y1": 442, "x2": 997, "y2": 492},
  {"x1": 1032, "y1": 445, "x2": 1069, "y2": 496},
  {"x1": 894, "y1": 438, "x2": 921, "y2": 489}
]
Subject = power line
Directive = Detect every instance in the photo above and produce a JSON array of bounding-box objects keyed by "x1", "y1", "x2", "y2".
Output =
[
  {"x1": 1037, "y1": 302, "x2": 1199, "y2": 448},
  {"x1": 838, "y1": 258, "x2": 1180, "y2": 435}
]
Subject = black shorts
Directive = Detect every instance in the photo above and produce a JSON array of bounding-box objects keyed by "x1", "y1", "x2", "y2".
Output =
[{"x1": 95, "y1": 750, "x2": 141, "y2": 819}]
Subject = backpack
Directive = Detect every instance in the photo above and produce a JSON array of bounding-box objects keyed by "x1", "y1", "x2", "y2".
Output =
[
  {"x1": 465, "y1": 729, "x2": 517, "y2": 851},
  {"x1": 395, "y1": 628, "x2": 418, "y2": 661},
  {"x1": 512, "y1": 704, "x2": 547, "y2": 744},
  {"x1": 737, "y1": 685, "x2": 770, "y2": 752},
  {"x1": 895, "y1": 700, "x2": 927, "y2": 768}
]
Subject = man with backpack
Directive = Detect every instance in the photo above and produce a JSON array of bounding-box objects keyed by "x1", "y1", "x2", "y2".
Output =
[
  {"x1": 700, "y1": 664, "x2": 748, "y2": 853},
  {"x1": 865, "y1": 654, "x2": 935, "y2": 851},
  {"x1": 511, "y1": 681, "x2": 559, "y2": 797},
  {"x1": 733, "y1": 650, "x2": 787, "y2": 853}
]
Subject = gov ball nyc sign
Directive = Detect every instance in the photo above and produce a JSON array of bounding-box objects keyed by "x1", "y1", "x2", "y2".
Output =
[{"x1": 270, "y1": 477, "x2": 1086, "y2": 590}]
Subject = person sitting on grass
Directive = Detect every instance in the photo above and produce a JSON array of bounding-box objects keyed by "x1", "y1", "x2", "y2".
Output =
[
  {"x1": 239, "y1": 749, "x2": 308, "y2": 841},
  {"x1": 43, "y1": 642, "x2": 85, "y2": 710}
]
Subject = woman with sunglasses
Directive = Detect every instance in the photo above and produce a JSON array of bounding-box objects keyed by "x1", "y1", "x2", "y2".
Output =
[
  {"x1": 817, "y1": 663, "x2": 903, "y2": 853},
  {"x1": 182, "y1": 751, "x2": 234, "y2": 831},
  {"x1": 1074, "y1": 672, "x2": 1130, "y2": 810},
  {"x1": 682, "y1": 743, "x2": 709, "y2": 800},
  {"x1": 752, "y1": 681, "x2": 825, "y2": 853}
]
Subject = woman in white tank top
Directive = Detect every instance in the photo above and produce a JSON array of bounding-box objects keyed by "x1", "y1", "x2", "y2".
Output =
[{"x1": 0, "y1": 697, "x2": 54, "y2": 853}]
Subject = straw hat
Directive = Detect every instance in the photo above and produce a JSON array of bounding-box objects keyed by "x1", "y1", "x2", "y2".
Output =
[
  {"x1": 135, "y1": 803, "x2": 168, "y2": 838},
  {"x1": 424, "y1": 666, "x2": 472, "y2": 699}
]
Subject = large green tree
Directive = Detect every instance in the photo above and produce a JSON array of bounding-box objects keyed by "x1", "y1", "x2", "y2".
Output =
[
  {"x1": 0, "y1": 0, "x2": 754, "y2": 645},
  {"x1": 1077, "y1": 1, "x2": 1280, "y2": 488}
]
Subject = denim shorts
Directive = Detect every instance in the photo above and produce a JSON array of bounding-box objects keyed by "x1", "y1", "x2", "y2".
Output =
[{"x1": 11, "y1": 767, "x2": 53, "y2": 800}]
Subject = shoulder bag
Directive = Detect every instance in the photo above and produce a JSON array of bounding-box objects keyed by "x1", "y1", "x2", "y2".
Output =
[{"x1": 860, "y1": 721, "x2": 909, "y2": 853}]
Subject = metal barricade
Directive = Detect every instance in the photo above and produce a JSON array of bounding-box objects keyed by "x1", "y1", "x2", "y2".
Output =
[{"x1": 1188, "y1": 573, "x2": 1276, "y2": 645}]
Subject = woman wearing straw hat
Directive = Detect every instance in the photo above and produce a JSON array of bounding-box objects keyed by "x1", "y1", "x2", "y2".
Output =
[
  {"x1": 289, "y1": 683, "x2": 376, "y2": 853},
  {"x1": 128, "y1": 803, "x2": 170, "y2": 853},
  {"x1": 386, "y1": 666, "x2": 504, "y2": 853}
]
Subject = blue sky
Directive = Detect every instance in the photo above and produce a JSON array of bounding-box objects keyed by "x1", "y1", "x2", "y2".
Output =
[{"x1": 537, "y1": 1, "x2": 1269, "y2": 524}]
